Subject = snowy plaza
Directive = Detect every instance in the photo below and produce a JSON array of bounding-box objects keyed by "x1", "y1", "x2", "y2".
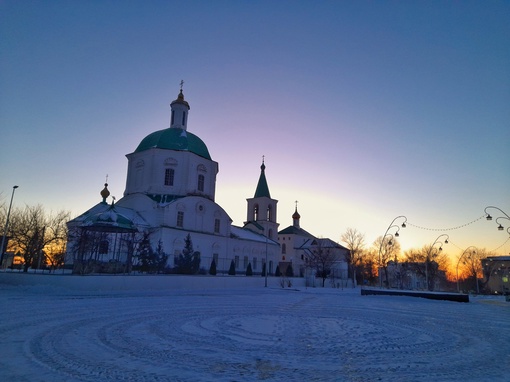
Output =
[{"x1": 0, "y1": 274, "x2": 509, "y2": 382}]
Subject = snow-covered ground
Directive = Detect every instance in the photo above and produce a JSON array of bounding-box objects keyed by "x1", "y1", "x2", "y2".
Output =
[{"x1": 0, "y1": 274, "x2": 509, "y2": 381}]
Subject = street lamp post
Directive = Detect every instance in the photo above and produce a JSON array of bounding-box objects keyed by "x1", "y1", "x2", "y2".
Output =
[
  {"x1": 378, "y1": 215, "x2": 407, "y2": 288},
  {"x1": 485, "y1": 206, "x2": 510, "y2": 235},
  {"x1": 264, "y1": 229, "x2": 268, "y2": 288},
  {"x1": 425, "y1": 234, "x2": 449, "y2": 291},
  {"x1": 456, "y1": 246, "x2": 477, "y2": 293},
  {"x1": 1, "y1": 185, "x2": 19, "y2": 269}
]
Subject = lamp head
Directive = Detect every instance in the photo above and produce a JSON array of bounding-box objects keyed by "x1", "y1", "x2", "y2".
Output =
[
  {"x1": 401, "y1": 222, "x2": 406, "y2": 228},
  {"x1": 13, "y1": 185, "x2": 18, "y2": 189},
  {"x1": 486, "y1": 214, "x2": 492, "y2": 221},
  {"x1": 395, "y1": 232, "x2": 399, "y2": 237},
  {"x1": 498, "y1": 224, "x2": 504, "y2": 231},
  {"x1": 444, "y1": 239, "x2": 448, "y2": 244}
]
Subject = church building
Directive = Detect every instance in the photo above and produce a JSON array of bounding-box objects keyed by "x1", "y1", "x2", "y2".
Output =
[{"x1": 66, "y1": 89, "x2": 280, "y2": 275}]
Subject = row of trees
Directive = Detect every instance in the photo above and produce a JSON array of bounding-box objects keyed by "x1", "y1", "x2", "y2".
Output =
[
  {"x1": 340, "y1": 227, "x2": 497, "y2": 292},
  {"x1": 0, "y1": 203, "x2": 70, "y2": 272}
]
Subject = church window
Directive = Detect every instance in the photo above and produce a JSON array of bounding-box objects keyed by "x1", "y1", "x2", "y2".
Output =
[
  {"x1": 243, "y1": 256, "x2": 248, "y2": 269},
  {"x1": 267, "y1": 205, "x2": 272, "y2": 221},
  {"x1": 282, "y1": 243, "x2": 286, "y2": 254},
  {"x1": 198, "y1": 174, "x2": 205, "y2": 192},
  {"x1": 268, "y1": 229, "x2": 273, "y2": 240},
  {"x1": 171, "y1": 110, "x2": 175, "y2": 125},
  {"x1": 234, "y1": 256, "x2": 239, "y2": 269},
  {"x1": 164, "y1": 168, "x2": 175, "y2": 186},
  {"x1": 214, "y1": 219, "x2": 220, "y2": 233},
  {"x1": 182, "y1": 111, "x2": 186, "y2": 125},
  {"x1": 177, "y1": 211, "x2": 184, "y2": 227},
  {"x1": 254, "y1": 205, "x2": 259, "y2": 221}
]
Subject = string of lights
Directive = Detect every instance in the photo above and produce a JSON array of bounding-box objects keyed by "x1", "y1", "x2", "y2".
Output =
[
  {"x1": 407, "y1": 215, "x2": 486, "y2": 231},
  {"x1": 490, "y1": 236, "x2": 510, "y2": 253}
]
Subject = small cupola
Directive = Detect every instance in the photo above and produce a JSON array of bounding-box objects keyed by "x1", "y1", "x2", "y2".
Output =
[
  {"x1": 170, "y1": 85, "x2": 190, "y2": 130},
  {"x1": 292, "y1": 204, "x2": 301, "y2": 228},
  {"x1": 100, "y1": 183, "x2": 110, "y2": 203}
]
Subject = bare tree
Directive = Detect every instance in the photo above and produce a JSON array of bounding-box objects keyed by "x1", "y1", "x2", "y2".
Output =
[
  {"x1": 8, "y1": 205, "x2": 70, "y2": 272},
  {"x1": 304, "y1": 239, "x2": 341, "y2": 287},
  {"x1": 373, "y1": 236, "x2": 401, "y2": 288},
  {"x1": 404, "y1": 245, "x2": 450, "y2": 291},
  {"x1": 457, "y1": 248, "x2": 497, "y2": 293},
  {"x1": 340, "y1": 228, "x2": 365, "y2": 287}
]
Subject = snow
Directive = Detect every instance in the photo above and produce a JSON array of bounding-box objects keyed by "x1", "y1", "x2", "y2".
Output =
[{"x1": 0, "y1": 274, "x2": 509, "y2": 381}]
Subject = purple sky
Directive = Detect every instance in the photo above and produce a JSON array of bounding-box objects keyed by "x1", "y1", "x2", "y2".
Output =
[{"x1": 1, "y1": 1, "x2": 509, "y2": 258}]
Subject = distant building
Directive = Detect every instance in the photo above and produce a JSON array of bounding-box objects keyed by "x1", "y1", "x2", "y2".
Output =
[
  {"x1": 382, "y1": 261, "x2": 447, "y2": 291},
  {"x1": 482, "y1": 256, "x2": 510, "y2": 294},
  {"x1": 278, "y1": 206, "x2": 349, "y2": 286}
]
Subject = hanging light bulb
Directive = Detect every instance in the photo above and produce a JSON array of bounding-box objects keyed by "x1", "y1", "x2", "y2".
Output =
[
  {"x1": 486, "y1": 214, "x2": 493, "y2": 221},
  {"x1": 498, "y1": 224, "x2": 504, "y2": 231}
]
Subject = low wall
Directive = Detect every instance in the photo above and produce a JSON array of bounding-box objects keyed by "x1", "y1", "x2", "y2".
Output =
[
  {"x1": 361, "y1": 288, "x2": 469, "y2": 303},
  {"x1": 0, "y1": 272, "x2": 307, "y2": 292}
]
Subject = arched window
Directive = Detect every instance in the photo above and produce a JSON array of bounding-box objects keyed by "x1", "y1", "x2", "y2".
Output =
[
  {"x1": 254, "y1": 204, "x2": 259, "y2": 221},
  {"x1": 198, "y1": 174, "x2": 205, "y2": 192},
  {"x1": 164, "y1": 168, "x2": 175, "y2": 186},
  {"x1": 267, "y1": 205, "x2": 272, "y2": 221},
  {"x1": 282, "y1": 243, "x2": 286, "y2": 254}
]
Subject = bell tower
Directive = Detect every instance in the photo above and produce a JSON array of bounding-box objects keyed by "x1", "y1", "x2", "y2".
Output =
[{"x1": 246, "y1": 158, "x2": 279, "y2": 240}]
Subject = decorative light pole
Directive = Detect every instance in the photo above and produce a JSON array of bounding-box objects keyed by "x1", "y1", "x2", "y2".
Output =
[
  {"x1": 485, "y1": 206, "x2": 510, "y2": 235},
  {"x1": 264, "y1": 228, "x2": 268, "y2": 288},
  {"x1": 0, "y1": 185, "x2": 19, "y2": 269},
  {"x1": 425, "y1": 234, "x2": 449, "y2": 291},
  {"x1": 456, "y1": 246, "x2": 477, "y2": 293},
  {"x1": 378, "y1": 215, "x2": 407, "y2": 288}
]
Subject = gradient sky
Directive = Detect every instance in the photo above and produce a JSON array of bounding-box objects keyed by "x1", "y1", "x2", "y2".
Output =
[{"x1": 1, "y1": 1, "x2": 509, "y2": 261}]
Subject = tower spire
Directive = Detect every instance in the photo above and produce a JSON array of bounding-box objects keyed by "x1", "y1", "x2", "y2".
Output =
[{"x1": 254, "y1": 157, "x2": 270, "y2": 198}]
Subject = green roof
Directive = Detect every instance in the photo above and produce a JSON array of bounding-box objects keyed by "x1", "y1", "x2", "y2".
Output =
[
  {"x1": 135, "y1": 128, "x2": 211, "y2": 160},
  {"x1": 254, "y1": 163, "x2": 271, "y2": 198}
]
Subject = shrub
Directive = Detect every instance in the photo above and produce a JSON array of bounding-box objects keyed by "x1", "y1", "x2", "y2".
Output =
[
  {"x1": 228, "y1": 259, "x2": 236, "y2": 275},
  {"x1": 209, "y1": 259, "x2": 217, "y2": 275}
]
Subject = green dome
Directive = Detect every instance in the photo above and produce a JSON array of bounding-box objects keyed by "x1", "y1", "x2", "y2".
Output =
[{"x1": 135, "y1": 128, "x2": 211, "y2": 160}]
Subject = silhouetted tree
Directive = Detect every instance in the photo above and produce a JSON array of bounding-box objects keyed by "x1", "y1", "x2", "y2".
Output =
[
  {"x1": 341, "y1": 228, "x2": 366, "y2": 286},
  {"x1": 373, "y1": 236, "x2": 401, "y2": 287},
  {"x1": 304, "y1": 240, "x2": 341, "y2": 287},
  {"x1": 275, "y1": 265, "x2": 280, "y2": 277},
  {"x1": 8, "y1": 205, "x2": 69, "y2": 272},
  {"x1": 228, "y1": 259, "x2": 236, "y2": 275},
  {"x1": 137, "y1": 236, "x2": 168, "y2": 274},
  {"x1": 174, "y1": 234, "x2": 200, "y2": 275},
  {"x1": 285, "y1": 263, "x2": 294, "y2": 277},
  {"x1": 209, "y1": 259, "x2": 217, "y2": 275}
]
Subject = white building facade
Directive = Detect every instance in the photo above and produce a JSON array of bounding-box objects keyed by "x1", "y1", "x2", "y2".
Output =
[{"x1": 66, "y1": 90, "x2": 279, "y2": 275}]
